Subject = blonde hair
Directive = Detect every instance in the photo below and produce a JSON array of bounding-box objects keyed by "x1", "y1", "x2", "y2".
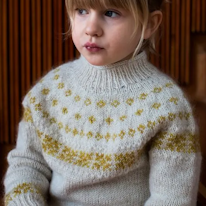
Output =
[{"x1": 65, "y1": 0, "x2": 165, "y2": 55}]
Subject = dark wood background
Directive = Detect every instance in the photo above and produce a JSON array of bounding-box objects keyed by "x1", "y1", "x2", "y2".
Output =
[{"x1": 0, "y1": 0, "x2": 206, "y2": 204}]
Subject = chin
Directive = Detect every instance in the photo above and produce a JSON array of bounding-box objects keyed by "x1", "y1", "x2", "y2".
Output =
[{"x1": 85, "y1": 57, "x2": 108, "y2": 66}]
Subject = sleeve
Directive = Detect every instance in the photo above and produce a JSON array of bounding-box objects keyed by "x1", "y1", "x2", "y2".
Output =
[
  {"x1": 4, "y1": 95, "x2": 52, "y2": 206},
  {"x1": 145, "y1": 99, "x2": 202, "y2": 206}
]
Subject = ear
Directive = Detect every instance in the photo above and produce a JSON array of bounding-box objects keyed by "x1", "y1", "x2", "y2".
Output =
[{"x1": 144, "y1": 10, "x2": 163, "y2": 39}]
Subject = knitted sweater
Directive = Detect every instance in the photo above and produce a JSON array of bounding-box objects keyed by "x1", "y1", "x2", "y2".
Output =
[{"x1": 4, "y1": 52, "x2": 201, "y2": 206}]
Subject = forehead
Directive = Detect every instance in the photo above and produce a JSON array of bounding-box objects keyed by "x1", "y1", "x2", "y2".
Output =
[{"x1": 68, "y1": 0, "x2": 130, "y2": 10}]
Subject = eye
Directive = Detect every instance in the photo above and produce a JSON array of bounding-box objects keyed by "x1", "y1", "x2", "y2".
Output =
[
  {"x1": 76, "y1": 9, "x2": 88, "y2": 15},
  {"x1": 105, "y1": 10, "x2": 119, "y2": 18}
]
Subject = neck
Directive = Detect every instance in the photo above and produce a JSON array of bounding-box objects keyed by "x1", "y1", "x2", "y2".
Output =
[{"x1": 70, "y1": 52, "x2": 157, "y2": 94}]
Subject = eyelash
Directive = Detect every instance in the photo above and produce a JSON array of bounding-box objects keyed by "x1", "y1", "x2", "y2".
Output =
[{"x1": 75, "y1": 9, "x2": 120, "y2": 18}]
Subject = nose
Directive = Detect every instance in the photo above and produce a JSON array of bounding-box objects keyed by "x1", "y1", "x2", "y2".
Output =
[{"x1": 85, "y1": 13, "x2": 103, "y2": 37}]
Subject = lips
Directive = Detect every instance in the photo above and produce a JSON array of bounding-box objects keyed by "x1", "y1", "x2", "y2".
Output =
[{"x1": 84, "y1": 42, "x2": 103, "y2": 52}]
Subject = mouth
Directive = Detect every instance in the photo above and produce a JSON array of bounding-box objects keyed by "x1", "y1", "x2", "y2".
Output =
[{"x1": 84, "y1": 42, "x2": 103, "y2": 52}]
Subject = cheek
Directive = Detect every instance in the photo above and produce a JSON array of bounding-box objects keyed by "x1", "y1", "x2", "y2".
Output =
[{"x1": 71, "y1": 30, "x2": 80, "y2": 48}]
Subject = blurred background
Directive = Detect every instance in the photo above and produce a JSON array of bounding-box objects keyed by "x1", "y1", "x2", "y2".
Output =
[{"x1": 0, "y1": 0, "x2": 206, "y2": 205}]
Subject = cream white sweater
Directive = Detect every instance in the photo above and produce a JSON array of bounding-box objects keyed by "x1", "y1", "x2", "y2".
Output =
[{"x1": 4, "y1": 52, "x2": 201, "y2": 206}]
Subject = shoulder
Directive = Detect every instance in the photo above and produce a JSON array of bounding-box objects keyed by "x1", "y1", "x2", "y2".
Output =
[
  {"x1": 142, "y1": 68, "x2": 193, "y2": 114},
  {"x1": 22, "y1": 58, "x2": 80, "y2": 108}
]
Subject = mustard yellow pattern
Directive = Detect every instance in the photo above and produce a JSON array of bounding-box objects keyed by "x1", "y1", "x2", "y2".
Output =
[
  {"x1": 135, "y1": 109, "x2": 143, "y2": 116},
  {"x1": 5, "y1": 183, "x2": 42, "y2": 206},
  {"x1": 65, "y1": 90, "x2": 72, "y2": 97},
  {"x1": 126, "y1": 98, "x2": 134, "y2": 106},
  {"x1": 23, "y1": 108, "x2": 33, "y2": 123},
  {"x1": 111, "y1": 100, "x2": 120, "y2": 107},
  {"x1": 37, "y1": 131, "x2": 143, "y2": 171},
  {"x1": 53, "y1": 74, "x2": 59, "y2": 80},
  {"x1": 52, "y1": 99, "x2": 58, "y2": 106},
  {"x1": 41, "y1": 88, "x2": 50, "y2": 95},
  {"x1": 30, "y1": 97, "x2": 36, "y2": 104},
  {"x1": 58, "y1": 83, "x2": 65, "y2": 89},
  {"x1": 151, "y1": 131, "x2": 200, "y2": 153}
]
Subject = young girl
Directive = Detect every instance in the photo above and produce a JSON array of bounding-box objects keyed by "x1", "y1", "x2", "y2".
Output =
[{"x1": 4, "y1": 0, "x2": 202, "y2": 205}]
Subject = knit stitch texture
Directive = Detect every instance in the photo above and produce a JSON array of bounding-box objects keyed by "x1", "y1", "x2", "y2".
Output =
[{"x1": 4, "y1": 52, "x2": 201, "y2": 206}]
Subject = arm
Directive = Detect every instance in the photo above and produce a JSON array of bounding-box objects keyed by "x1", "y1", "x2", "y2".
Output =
[
  {"x1": 4, "y1": 99, "x2": 52, "y2": 206},
  {"x1": 145, "y1": 104, "x2": 202, "y2": 206}
]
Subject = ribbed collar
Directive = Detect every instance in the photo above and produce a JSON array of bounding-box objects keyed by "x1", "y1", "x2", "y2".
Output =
[{"x1": 71, "y1": 52, "x2": 157, "y2": 94}]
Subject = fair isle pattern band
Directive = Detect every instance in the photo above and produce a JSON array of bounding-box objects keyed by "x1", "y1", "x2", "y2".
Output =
[
  {"x1": 36, "y1": 130, "x2": 143, "y2": 171},
  {"x1": 35, "y1": 129, "x2": 200, "y2": 173},
  {"x1": 5, "y1": 183, "x2": 43, "y2": 206}
]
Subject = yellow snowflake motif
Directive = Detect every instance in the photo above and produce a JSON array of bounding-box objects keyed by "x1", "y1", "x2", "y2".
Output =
[
  {"x1": 150, "y1": 132, "x2": 166, "y2": 150},
  {"x1": 43, "y1": 111, "x2": 49, "y2": 118},
  {"x1": 128, "y1": 128, "x2": 136, "y2": 137},
  {"x1": 95, "y1": 133, "x2": 103, "y2": 140},
  {"x1": 62, "y1": 107, "x2": 68, "y2": 114},
  {"x1": 75, "y1": 151, "x2": 93, "y2": 168},
  {"x1": 74, "y1": 95, "x2": 81, "y2": 102},
  {"x1": 147, "y1": 121, "x2": 156, "y2": 129},
  {"x1": 126, "y1": 98, "x2": 134, "y2": 106},
  {"x1": 75, "y1": 113, "x2": 81, "y2": 120},
  {"x1": 106, "y1": 117, "x2": 114, "y2": 125},
  {"x1": 168, "y1": 113, "x2": 176, "y2": 121},
  {"x1": 184, "y1": 112, "x2": 191, "y2": 120},
  {"x1": 72, "y1": 128, "x2": 79, "y2": 136},
  {"x1": 119, "y1": 130, "x2": 126, "y2": 139},
  {"x1": 137, "y1": 124, "x2": 146, "y2": 134},
  {"x1": 52, "y1": 99, "x2": 58, "y2": 106},
  {"x1": 84, "y1": 98, "x2": 92, "y2": 106},
  {"x1": 169, "y1": 97, "x2": 179, "y2": 105},
  {"x1": 135, "y1": 109, "x2": 143, "y2": 116},
  {"x1": 97, "y1": 100, "x2": 106, "y2": 108},
  {"x1": 58, "y1": 83, "x2": 65, "y2": 89},
  {"x1": 138, "y1": 93, "x2": 148, "y2": 100},
  {"x1": 50, "y1": 117, "x2": 57, "y2": 124},
  {"x1": 89, "y1": 116, "x2": 96, "y2": 124},
  {"x1": 65, "y1": 125, "x2": 71, "y2": 133},
  {"x1": 153, "y1": 87, "x2": 162, "y2": 93},
  {"x1": 120, "y1": 115, "x2": 127, "y2": 121},
  {"x1": 93, "y1": 153, "x2": 112, "y2": 171},
  {"x1": 30, "y1": 97, "x2": 36, "y2": 104},
  {"x1": 58, "y1": 122, "x2": 64, "y2": 129},
  {"x1": 151, "y1": 131, "x2": 200, "y2": 153},
  {"x1": 23, "y1": 108, "x2": 33, "y2": 122},
  {"x1": 158, "y1": 115, "x2": 166, "y2": 123},
  {"x1": 35, "y1": 103, "x2": 42, "y2": 111},
  {"x1": 152, "y1": 103, "x2": 161, "y2": 109},
  {"x1": 65, "y1": 90, "x2": 72, "y2": 97},
  {"x1": 5, "y1": 183, "x2": 41, "y2": 206},
  {"x1": 115, "y1": 152, "x2": 135, "y2": 170},
  {"x1": 53, "y1": 74, "x2": 59, "y2": 80},
  {"x1": 105, "y1": 133, "x2": 111, "y2": 141},
  {"x1": 165, "y1": 82, "x2": 173, "y2": 88},
  {"x1": 42, "y1": 135, "x2": 62, "y2": 156},
  {"x1": 87, "y1": 131, "x2": 93, "y2": 138},
  {"x1": 111, "y1": 100, "x2": 120, "y2": 107},
  {"x1": 41, "y1": 88, "x2": 50, "y2": 95}
]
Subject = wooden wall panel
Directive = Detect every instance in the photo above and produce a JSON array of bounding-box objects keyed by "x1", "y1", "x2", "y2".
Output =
[
  {"x1": 0, "y1": 0, "x2": 75, "y2": 144},
  {"x1": 0, "y1": 0, "x2": 205, "y2": 143}
]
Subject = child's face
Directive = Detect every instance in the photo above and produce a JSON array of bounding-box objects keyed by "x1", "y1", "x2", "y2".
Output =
[{"x1": 71, "y1": 7, "x2": 141, "y2": 66}]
